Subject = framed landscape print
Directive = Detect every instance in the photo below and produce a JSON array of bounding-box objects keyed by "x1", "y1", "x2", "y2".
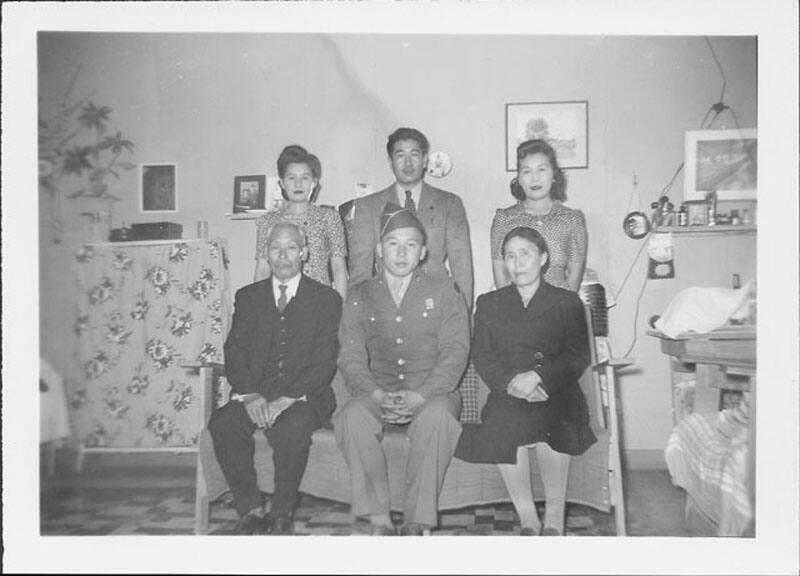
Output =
[
  {"x1": 140, "y1": 163, "x2": 177, "y2": 212},
  {"x1": 684, "y1": 128, "x2": 757, "y2": 200},
  {"x1": 506, "y1": 100, "x2": 588, "y2": 171},
  {"x1": 233, "y1": 175, "x2": 266, "y2": 213}
]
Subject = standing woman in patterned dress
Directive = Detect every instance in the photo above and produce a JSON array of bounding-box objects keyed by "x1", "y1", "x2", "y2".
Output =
[
  {"x1": 491, "y1": 139, "x2": 587, "y2": 292},
  {"x1": 254, "y1": 145, "x2": 348, "y2": 299}
]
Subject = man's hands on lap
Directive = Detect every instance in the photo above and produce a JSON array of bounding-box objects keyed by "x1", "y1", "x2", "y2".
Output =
[
  {"x1": 241, "y1": 394, "x2": 297, "y2": 428},
  {"x1": 266, "y1": 396, "x2": 297, "y2": 427},
  {"x1": 378, "y1": 390, "x2": 425, "y2": 425},
  {"x1": 242, "y1": 394, "x2": 270, "y2": 428},
  {"x1": 507, "y1": 371, "x2": 549, "y2": 403}
]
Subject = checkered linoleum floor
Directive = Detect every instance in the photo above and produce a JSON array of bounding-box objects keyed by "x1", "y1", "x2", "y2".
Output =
[{"x1": 40, "y1": 485, "x2": 617, "y2": 536}]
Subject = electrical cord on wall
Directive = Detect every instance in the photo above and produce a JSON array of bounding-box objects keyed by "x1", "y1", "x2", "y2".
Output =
[
  {"x1": 622, "y1": 260, "x2": 651, "y2": 358},
  {"x1": 616, "y1": 36, "x2": 745, "y2": 359}
]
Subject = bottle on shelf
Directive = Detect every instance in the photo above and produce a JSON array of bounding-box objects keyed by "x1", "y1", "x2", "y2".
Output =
[{"x1": 677, "y1": 203, "x2": 688, "y2": 226}]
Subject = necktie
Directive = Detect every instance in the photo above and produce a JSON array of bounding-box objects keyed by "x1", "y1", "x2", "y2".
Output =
[
  {"x1": 404, "y1": 190, "x2": 416, "y2": 212},
  {"x1": 277, "y1": 284, "x2": 288, "y2": 312}
]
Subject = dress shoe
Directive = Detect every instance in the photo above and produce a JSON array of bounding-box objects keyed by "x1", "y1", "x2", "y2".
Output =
[
  {"x1": 370, "y1": 524, "x2": 397, "y2": 536},
  {"x1": 541, "y1": 526, "x2": 562, "y2": 536},
  {"x1": 233, "y1": 511, "x2": 270, "y2": 535},
  {"x1": 519, "y1": 526, "x2": 541, "y2": 536},
  {"x1": 270, "y1": 515, "x2": 295, "y2": 535},
  {"x1": 399, "y1": 523, "x2": 426, "y2": 536}
]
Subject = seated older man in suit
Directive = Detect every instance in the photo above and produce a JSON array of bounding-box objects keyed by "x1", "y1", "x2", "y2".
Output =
[
  {"x1": 209, "y1": 222, "x2": 342, "y2": 535},
  {"x1": 347, "y1": 127, "x2": 474, "y2": 310},
  {"x1": 335, "y1": 204, "x2": 470, "y2": 536}
]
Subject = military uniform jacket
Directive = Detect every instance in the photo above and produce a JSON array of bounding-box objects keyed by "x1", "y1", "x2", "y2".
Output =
[
  {"x1": 347, "y1": 183, "x2": 474, "y2": 308},
  {"x1": 224, "y1": 275, "x2": 342, "y2": 420},
  {"x1": 338, "y1": 271, "x2": 470, "y2": 399}
]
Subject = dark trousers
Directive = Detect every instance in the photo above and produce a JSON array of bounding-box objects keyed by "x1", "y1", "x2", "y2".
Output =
[{"x1": 208, "y1": 400, "x2": 320, "y2": 518}]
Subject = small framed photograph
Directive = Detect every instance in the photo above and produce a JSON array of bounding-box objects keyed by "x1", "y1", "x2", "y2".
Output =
[
  {"x1": 140, "y1": 164, "x2": 177, "y2": 212},
  {"x1": 505, "y1": 100, "x2": 588, "y2": 171},
  {"x1": 684, "y1": 128, "x2": 757, "y2": 201},
  {"x1": 265, "y1": 176, "x2": 285, "y2": 212},
  {"x1": 233, "y1": 175, "x2": 266, "y2": 213},
  {"x1": 685, "y1": 200, "x2": 709, "y2": 226}
]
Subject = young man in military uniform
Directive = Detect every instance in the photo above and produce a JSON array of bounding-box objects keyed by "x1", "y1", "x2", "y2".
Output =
[{"x1": 335, "y1": 203, "x2": 470, "y2": 536}]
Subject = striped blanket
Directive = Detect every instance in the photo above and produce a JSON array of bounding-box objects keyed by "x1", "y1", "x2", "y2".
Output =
[{"x1": 664, "y1": 394, "x2": 752, "y2": 536}]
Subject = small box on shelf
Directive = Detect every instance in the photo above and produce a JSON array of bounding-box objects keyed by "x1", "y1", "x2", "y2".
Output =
[{"x1": 129, "y1": 222, "x2": 183, "y2": 240}]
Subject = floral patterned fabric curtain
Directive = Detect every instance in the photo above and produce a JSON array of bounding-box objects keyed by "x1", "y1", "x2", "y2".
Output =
[{"x1": 73, "y1": 239, "x2": 230, "y2": 448}]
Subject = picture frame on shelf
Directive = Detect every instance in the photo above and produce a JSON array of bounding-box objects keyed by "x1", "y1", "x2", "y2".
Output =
[
  {"x1": 265, "y1": 176, "x2": 285, "y2": 212},
  {"x1": 685, "y1": 200, "x2": 709, "y2": 226},
  {"x1": 140, "y1": 163, "x2": 177, "y2": 212},
  {"x1": 505, "y1": 100, "x2": 588, "y2": 171},
  {"x1": 684, "y1": 128, "x2": 757, "y2": 201},
  {"x1": 233, "y1": 175, "x2": 266, "y2": 213}
]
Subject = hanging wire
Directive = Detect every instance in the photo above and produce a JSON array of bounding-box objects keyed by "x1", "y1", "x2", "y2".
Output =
[
  {"x1": 613, "y1": 229, "x2": 651, "y2": 302},
  {"x1": 705, "y1": 36, "x2": 728, "y2": 105},
  {"x1": 625, "y1": 172, "x2": 642, "y2": 214},
  {"x1": 617, "y1": 37, "x2": 745, "y2": 358},
  {"x1": 622, "y1": 262, "x2": 651, "y2": 358}
]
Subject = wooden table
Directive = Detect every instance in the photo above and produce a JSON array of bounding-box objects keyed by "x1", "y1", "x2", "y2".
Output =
[{"x1": 648, "y1": 325, "x2": 756, "y2": 535}]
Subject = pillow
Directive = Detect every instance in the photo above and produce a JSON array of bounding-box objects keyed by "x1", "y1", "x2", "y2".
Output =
[{"x1": 459, "y1": 362, "x2": 482, "y2": 424}]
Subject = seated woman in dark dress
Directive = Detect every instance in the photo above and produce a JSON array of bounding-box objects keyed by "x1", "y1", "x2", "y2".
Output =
[{"x1": 455, "y1": 226, "x2": 595, "y2": 536}]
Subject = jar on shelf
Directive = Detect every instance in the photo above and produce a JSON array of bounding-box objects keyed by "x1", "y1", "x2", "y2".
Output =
[{"x1": 677, "y1": 204, "x2": 688, "y2": 226}]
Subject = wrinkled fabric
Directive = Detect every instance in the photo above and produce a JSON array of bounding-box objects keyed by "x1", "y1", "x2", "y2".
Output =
[{"x1": 654, "y1": 281, "x2": 753, "y2": 338}]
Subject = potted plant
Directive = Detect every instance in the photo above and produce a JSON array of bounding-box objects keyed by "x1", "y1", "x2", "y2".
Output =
[{"x1": 39, "y1": 76, "x2": 135, "y2": 243}]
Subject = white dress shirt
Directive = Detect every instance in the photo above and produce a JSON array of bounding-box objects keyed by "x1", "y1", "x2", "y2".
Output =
[
  {"x1": 385, "y1": 272, "x2": 413, "y2": 307},
  {"x1": 272, "y1": 273, "x2": 301, "y2": 308},
  {"x1": 394, "y1": 181, "x2": 423, "y2": 209}
]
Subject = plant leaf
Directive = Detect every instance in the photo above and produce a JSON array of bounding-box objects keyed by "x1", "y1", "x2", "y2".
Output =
[
  {"x1": 102, "y1": 131, "x2": 135, "y2": 155},
  {"x1": 63, "y1": 146, "x2": 94, "y2": 176},
  {"x1": 90, "y1": 180, "x2": 108, "y2": 196},
  {"x1": 79, "y1": 102, "x2": 112, "y2": 132}
]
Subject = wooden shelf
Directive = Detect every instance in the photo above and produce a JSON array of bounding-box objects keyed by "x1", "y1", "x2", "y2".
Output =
[
  {"x1": 225, "y1": 211, "x2": 269, "y2": 221},
  {"x1": 653, "y1": 224, "x2": 756, "y2": 236}
]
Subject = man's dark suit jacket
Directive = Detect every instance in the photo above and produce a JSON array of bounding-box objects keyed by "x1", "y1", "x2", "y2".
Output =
[{"x1": 224, "y1": 275, "x2": 343, "y2": 421}]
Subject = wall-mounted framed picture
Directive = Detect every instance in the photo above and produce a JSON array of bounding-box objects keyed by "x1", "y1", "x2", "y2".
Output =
[
  {"x1": 505, "y1": 100, "x2": 588, "y2": 171},
  {"x1": 233, "y1": 175, "x2": 266, "y2": 213},
  {"x1": 684, "y1": 128, "x2": 757, "y2": 201},
  {"x1": 140, "y1": 163, "x2": 177, "y2": 212}
]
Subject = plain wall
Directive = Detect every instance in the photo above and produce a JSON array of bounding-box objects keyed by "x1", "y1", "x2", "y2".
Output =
[{"x1": 38, "y1": 33, "x2": 757, "y2": 458}]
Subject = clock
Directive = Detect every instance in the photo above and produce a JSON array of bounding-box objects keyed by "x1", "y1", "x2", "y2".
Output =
[{"x1": 427, "y1": 151, "x2": 452, "y2": 178}]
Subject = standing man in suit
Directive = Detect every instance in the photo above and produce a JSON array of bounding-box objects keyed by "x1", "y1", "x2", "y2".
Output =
[
  {"x1": 348, "y1": 127, "x2": 474, "y2": 309},
  {"x1": 335, "y1": 204, "x2": 470, "y2": 535},
  {"x1": 209, "y1": 222, "x2": 342, "y2": 535}
]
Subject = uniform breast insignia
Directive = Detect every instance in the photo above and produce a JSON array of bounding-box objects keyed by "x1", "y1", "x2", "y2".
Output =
[{"x1": 425, "y1": 298, "x2": 435, "y2": 310}]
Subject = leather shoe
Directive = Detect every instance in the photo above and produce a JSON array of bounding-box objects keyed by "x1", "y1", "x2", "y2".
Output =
[
  {"x1": 399, "y1": 523, "x2": 425, "y2": 536},
  {"x1": 233, "y1": 512, "x2": 270, "y2": 535},
  {"x1": 370, "y1": 524, "x2": 397, "y2": 536},
  {"x1": 541, "y1": 526, "x2": 562, "y2": 536},
  {"x1": 519, "y1": 526, "x2": 541, "y2": 536},
  {"x1": 270, "y1": 515, "x2": 295, "y2": 535}
]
